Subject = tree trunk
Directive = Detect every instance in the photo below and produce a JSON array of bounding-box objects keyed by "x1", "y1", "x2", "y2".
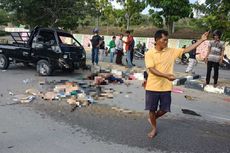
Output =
[
  {"x1": 167, "y1": 21, "x2": 174, "y2": 35},
  {"x1": 96, "y1": 16, "x2": 99, "y2": 27},
  {"x1": 126, "y1": 18, "x2": 130, "y2": 30}
]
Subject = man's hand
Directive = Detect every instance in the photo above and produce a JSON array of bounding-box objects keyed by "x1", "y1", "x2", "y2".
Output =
[
  {"x1": 201, "y1": 31, "x2": 209, "y2": 41},
  {"x1": 166, "y1": 74, "x2": 176, "y2": 81}
]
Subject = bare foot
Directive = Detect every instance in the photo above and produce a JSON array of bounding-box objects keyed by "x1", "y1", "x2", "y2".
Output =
[
  {"x1": 148, "y1": 130, "x2": 157, "y2": 139},
  {"x1": 148, "y1": 118, "x2": 152, "y2": 126}
]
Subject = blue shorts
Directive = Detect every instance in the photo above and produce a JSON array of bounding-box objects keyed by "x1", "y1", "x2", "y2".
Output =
[{"x1": 145, "y1": 90, "x2": 171, "y2": 112}]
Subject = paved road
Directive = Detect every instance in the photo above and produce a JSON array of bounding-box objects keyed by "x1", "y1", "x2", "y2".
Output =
[{"x1": 0, "y1": 64, "x2": 229, "y2": 153}]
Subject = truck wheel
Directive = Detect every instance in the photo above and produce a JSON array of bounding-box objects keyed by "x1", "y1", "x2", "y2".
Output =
[
  {"x1": 0, "y1": 54, "x2": 9, "y2": 70},
  {"x1": 36, "y1": 60, "x2": 52, "y2": 76}
]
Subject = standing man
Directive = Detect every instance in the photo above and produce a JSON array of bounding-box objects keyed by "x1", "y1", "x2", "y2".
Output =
[
  {"x1": 123, "y1": 30, "x2": 133, "y2": 68},
  {"x1": 185, "y1": 40, "x2": 200, "y2": 73},
  {"x1": 116, "y1": 34, "x2": 124, "y2": 65},
  {"x1": 90, "y1": 28, "x2": 101, "y2": 65},
  {"x1": 130, "y1": 36, "x2": 135, "y2": 66},
  {"x1": 205, "y1": 30, "x2": 225, "y2": 87},
  {"x1": 145, "y1": 30, "x2": 209, "y2": 138}
]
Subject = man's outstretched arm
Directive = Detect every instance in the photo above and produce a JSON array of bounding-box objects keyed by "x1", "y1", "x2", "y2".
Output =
[{"x1": 183, "y1": 32, "x2": 209, "y2": 53}]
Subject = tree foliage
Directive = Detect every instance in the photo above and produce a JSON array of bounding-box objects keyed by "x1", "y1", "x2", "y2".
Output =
[
  {"x1": 192, "y1": 0, "x2": 230, "y2": 43},
  {"x1": 117, "y1": 0, "x2": 146, "y2": 30},
  {"x1": 0, "y1": 0, "x2": 96, "y2": 30},
  {"x1": 0, "y1": 9, "x2": 10, "y2": 25},
  {"x1": 95, "y1": 0, "x2": 116, "y2": 26},
  {"x1": 147, "y1": 0, "x2": 192, "y2": 34}
]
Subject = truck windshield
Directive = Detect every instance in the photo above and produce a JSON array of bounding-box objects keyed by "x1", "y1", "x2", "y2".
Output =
[{"x1": 57, "y1": 32, "x2": 81, "y2": 47}]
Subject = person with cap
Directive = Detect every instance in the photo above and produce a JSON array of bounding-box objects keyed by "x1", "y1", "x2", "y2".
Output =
[
  {"x1": 205, "y1": 30, "x2": 225, "y2": 87},
  {"x1": 90, "y1": 28, "x2": 102, "y2": 65},
  {"x1": 185, "y1": 39, "x2": 200, "y2": 73}
]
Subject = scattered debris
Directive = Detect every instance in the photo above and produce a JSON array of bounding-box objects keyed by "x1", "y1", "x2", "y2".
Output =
[
  {"x1": 12, "y1": 94, "x2": 35, "y2": 103},
  {"x1": 204, "y1": 85, "x2": 224, "y2": 94},
  {"x1": 181, "y1": 109, "x2": 201, "y2": 116},
  {"x1": 184, "y1": 95, "x2": 196, "y2": 101},
  {"x1": 25, "y1": 88, "x2": 41, "y2": 96},
  {"x1": 42, "y1": 92, "x2": 58, "y2": 101},
  {"x1": 8, "y1": 91, "x2": 14, "y2": 96}
]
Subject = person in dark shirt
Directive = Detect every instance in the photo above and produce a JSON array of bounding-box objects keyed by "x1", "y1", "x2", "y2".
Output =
[
  {"x1": 90, "y1": 28, "x2": 101, "y2": 65},
  {"x1": 185, "y1": 40, "x2": 200, "y2": 73}
]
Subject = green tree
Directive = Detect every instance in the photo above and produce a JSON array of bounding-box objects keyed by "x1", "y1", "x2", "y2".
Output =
[
  {"x1": 147, "y1": 0, "x2": 192, "y2": 34},
  {"x1": 117, "y1": 0, "x2": 146, "y2": 30},
  {"x1": 94, "y1": 0, "x2": 115, "y2": 27},
  {"x1": 0, "y1": 0, "x2": 96, "y2": 30},
  {"x1": 192, "y1": 0, "x2": 230, "y2": 43},
  {"x1": 0, "y1": 9, "x2": 10, "y2": 25},
  {"x1": 113, "y1": 9, "x2": 126, "y2": 27}
]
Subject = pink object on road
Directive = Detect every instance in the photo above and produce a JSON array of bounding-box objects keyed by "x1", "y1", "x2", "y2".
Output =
[{"x1": 172, "y1": 88, "x2": 184, "y2": 94}]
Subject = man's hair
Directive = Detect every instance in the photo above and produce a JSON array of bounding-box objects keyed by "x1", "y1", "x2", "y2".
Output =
[
  {"x1": 213, "y1": 30, "x2": 222, "y2": 38},
  {"x1": 93, "y1": 28, "x2": 99, "y2": 33},
  {"x1": 112, "y1": 36, "x2": 116, "y2": 39},
  {"x1": 125, "y1": 30, "x2": 130, "y2": 34},
  {"x1": 154, "y1": 30, "x2": 168, "y2": 42}
]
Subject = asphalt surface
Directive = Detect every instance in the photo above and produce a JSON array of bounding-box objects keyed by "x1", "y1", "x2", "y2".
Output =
[{"x1": 0, "y1": 61, "x2": 230, "y2": 153}]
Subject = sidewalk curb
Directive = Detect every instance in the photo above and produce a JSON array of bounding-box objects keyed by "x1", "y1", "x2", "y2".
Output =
[
  {"x1": 173, "y1": 75, "x2": 201, "y2": 86},
  {"x1": 185, "y1": 79, "x2": 230, "y2": 96}
]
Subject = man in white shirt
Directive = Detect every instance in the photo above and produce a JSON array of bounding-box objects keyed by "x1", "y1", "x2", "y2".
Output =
[{"x1": 115, "y1": 34, "x2": 124, "y2": 65}]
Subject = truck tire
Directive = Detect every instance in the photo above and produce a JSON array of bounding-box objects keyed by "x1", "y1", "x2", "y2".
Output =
[
  {"x1": 0, "y1": 54, "x2": 9, "y2": 70},
  {"x1": 36, "y1": 60, "x2": 52, "y2": 76}
]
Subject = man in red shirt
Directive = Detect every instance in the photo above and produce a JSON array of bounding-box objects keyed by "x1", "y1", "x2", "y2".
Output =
[{"x1": 123, "y1": 30, "x2": 134, "y2": 68}]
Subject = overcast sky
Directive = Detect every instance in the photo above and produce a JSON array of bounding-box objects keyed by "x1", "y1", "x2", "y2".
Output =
[{"x1": 111, "y1": 0, "x2": 205, "y2": 15}]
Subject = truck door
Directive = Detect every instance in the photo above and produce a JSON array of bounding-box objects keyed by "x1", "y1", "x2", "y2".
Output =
[{"x1": 31, "y1": 30, "x2": 58, "y2": 61}]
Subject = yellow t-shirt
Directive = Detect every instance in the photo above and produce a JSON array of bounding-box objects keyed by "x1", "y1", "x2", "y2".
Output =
[{"x1": 145, "y1": 47, "x2": 184, "y2": 91}]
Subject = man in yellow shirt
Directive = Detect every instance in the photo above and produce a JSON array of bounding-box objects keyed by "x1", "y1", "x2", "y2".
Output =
[{"x1": 145, "y1": 30, "x2": 209, "y2": 138}]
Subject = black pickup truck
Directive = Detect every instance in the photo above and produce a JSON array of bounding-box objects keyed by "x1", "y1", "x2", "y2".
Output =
[{"x1": 0, "y1": 26, "x2": 86, "y2": 76}]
